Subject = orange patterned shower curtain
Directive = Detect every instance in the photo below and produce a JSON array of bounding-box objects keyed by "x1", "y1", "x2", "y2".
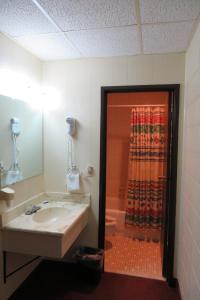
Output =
[{"x1": 125, "y1": 106, "x2": 166, "y2": 236}]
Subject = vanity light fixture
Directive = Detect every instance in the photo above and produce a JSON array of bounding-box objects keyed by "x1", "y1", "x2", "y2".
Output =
[{"x1": 0, "y1": 69, "x2": 61, "y2": 112}]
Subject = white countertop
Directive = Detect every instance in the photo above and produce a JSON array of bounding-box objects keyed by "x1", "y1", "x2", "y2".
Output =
[
  {"x1": 1, "y1": 192, "x2": 90, "y2": 237},
  {"x1": 3, "y1": 200, "x2": 89, "y2": 236},
  {"x1": 1, "y1": 193, "x2": 91, "y2": 258}
]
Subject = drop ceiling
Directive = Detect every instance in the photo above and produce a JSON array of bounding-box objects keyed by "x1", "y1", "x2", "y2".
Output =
[{"x1": 0, "y1": 0, "x2": 200, "y2": 61}]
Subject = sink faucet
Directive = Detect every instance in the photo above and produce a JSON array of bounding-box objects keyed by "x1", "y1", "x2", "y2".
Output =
[{"x1": 25, "y1": 205, "x2": 41, "y2": 215}]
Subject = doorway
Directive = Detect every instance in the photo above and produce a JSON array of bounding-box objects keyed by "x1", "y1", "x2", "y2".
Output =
[{"x1": 99, "y1": 85, "x2": 179, "y2": 286}]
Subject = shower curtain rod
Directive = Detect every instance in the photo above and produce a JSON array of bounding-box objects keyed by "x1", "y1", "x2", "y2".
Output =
[{"x1": 108, "y1": 104, "x2": 166, "y2": 107}]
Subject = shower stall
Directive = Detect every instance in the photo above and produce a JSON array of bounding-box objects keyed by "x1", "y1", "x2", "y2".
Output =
[
  {"x1": 125, "y1": 105, "x2": 167, "y2": 243},
  {"x1": 104, "y1": 91, "x2": 169, "y2": 279}
]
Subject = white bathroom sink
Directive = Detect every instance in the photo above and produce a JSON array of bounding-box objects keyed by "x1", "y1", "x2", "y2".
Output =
[
  {"x1": 33, "y1": 207, "x2": 70, "y2": 224},
  {"x1": 1, "y1": 193, "x2": 90, "y2": 258}
]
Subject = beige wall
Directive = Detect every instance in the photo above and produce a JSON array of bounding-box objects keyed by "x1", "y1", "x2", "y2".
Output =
[
  {"x1": 0, "y1": 33, "x2": 41, "y2": 82},
  {"x1": 176, "y1": 21, "x2": 200, "y2": 299},
  {"x1": 43, "y1": 53, "x2": 185, "y2": 260},
  {"x1": 0, "y1": 33, "x2": 44, "y2": 299},
  {"x1": 106, "y1": 106, "x2": 130, "y2": 208}
]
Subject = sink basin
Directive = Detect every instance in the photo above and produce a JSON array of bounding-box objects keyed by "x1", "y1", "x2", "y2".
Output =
[
  {"x1": 2, "y1": 193, "x2": 90, "y2": 258},
  {"x1": 33, "y1": 207, "x2": 70, "y2": 224}
]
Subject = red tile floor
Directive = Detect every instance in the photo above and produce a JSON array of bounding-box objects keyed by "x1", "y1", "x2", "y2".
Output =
[{"x1": 105, "y1": 233, "x2": 163, "y2": 280}]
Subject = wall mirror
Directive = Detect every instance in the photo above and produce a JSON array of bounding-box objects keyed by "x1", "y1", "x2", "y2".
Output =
[{"x1": 0, "y1": 94, "x2": 43, "y2": 188}]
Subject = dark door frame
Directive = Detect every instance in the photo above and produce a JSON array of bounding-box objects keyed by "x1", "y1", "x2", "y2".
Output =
[{"x1": 98, "y1": 84, "x2": 180, "y2": 286}]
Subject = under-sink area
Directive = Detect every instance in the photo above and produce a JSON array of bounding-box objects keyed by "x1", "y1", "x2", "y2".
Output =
[{"x1": 0, "y1": 192, "x2": 90, "y2": 258}]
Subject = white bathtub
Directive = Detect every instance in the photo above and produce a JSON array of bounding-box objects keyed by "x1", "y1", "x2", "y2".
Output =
[{"x1": 106, "y1": 208, "x2": 161, "y2": 241}]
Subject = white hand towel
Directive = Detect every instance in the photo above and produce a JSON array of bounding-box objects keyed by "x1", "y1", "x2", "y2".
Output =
[{"x1": 66, "y1": 173, "x2": 80, "y2": 191}]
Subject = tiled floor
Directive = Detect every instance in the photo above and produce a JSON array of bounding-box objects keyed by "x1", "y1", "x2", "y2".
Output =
[{"x1": 105, "y1": 234, "x2": 163, "y2": 280}]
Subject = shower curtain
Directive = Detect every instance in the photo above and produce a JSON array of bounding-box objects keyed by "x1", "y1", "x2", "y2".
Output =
[{"x1": 125, "y1": 106, "x2": 166, "y2": 240}]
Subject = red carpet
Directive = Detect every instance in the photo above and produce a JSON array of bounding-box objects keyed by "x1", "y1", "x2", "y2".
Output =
[{"x1": 10, "y1": 261, "x2": 181, "y2": 300}]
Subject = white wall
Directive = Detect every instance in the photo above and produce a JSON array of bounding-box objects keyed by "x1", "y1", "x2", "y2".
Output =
[
  {"x1": 176, "y1": 21, "x2": 200, "y2": 300},
  {"x1": 43, "y1": 53, "x2": 185, "y2": 255},
  {"x1": 0, "y1": 33, "x2": 44, "y2": 300},
  {"x1": 0, "y1": 33, "x2": 41, "y2": 82}
]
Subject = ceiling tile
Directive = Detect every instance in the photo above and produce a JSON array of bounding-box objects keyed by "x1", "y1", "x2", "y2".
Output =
[
  {"x1": 0, "y1": 0, "x2": 58, "y2": 37},
  {"x1": 142, "y1": 21, "x2": 194, "y2": 54},
  {"x1": 37, "y1": 0, "x2": 137, "y2": 31},
  {"x1": 65, "y1": 26, "x2": 140, "y2": 57},
  {"x1": 140, "y1": 0, "x2": 200, "y2": 24},
  {"x1": 15, "y1": 33, "x2": 81, "y2": 60}
]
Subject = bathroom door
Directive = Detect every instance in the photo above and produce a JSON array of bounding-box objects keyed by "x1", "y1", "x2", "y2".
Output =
[
  {"x1": 160, "y1": 91, "x2": 170, "y2": 277},
  {"x1": 99, "y1": 85, "x2": 180, "y2": 286},
  {"x1": 161, "y1": 90, "x2": 178, "y2": 284}
]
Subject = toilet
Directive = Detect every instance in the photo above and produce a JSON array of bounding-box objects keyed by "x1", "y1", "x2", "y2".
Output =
[{"x1": 105, "y1": 215, "x2": 116, "y2": 235}]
